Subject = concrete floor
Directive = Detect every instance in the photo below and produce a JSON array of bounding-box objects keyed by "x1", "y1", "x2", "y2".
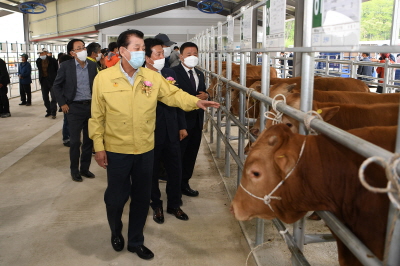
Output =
[{"x1": 0, "y1": 92, "x2": 256, "y2": 266}]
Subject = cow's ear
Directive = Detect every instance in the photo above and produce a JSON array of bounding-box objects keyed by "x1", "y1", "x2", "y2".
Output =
[
  {"x1": 318, "y1": 106, "x2": 340, "y2": 122},
  {"x1": 287, "y1": 83, "x2": 296, "y2": 92},
  {"x1": 275, "y1": 154, "x2": 296, "y2": 177}
]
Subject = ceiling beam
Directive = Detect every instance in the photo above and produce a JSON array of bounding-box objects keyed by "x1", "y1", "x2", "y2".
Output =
[{"x1": 0, "y1": 2, "x2": 20, "y2": 13}]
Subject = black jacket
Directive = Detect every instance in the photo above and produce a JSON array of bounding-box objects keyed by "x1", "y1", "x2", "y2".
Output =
[
  {"x1": 171, "y1": 63, "x2": 206, "y2": 130},
  {"x1": 0, "y1": 58, "x2": 10, "y2": 87},
  {"x1": 155, "y1": 67, "x2": 187, "y2": 144},
  {"x1": 52, "y1": 59, "x2": 97, "y2": 107},
  {"x1": 36, "y1": 56, "x2": 58, "y2": 84}
]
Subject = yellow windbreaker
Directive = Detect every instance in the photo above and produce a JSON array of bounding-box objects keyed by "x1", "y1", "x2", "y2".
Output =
[{"x1": 88, "y1": 62, "x2": 200, "y2": 154}]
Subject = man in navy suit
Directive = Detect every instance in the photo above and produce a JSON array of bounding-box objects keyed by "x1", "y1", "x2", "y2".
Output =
[
  {"x1": 53, "y1": 39, "x2": 98, "y2": 182},
  {"x1": 144, "y1": 38, "x2": 189, "y2": 224},
  {"x1": 171, "y1": 42, "x2": 208, "y2": 197}
]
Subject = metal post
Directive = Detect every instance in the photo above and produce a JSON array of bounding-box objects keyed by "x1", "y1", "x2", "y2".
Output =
[
  {"x1": 224, "y1": 52, "x2": 232, "y2": 177},
  {"x1": 383, "y1": 59, "x2": 389, "y2": 93},
  {"x1": 292, "y1": 1, "x2": 314, "y2": 264},
  {"x1": 216, "y1": 49, "x2": 223, "y2": 158},
  {"x1": 237, "y1": 52, "x2": 246, "y2": 186}
]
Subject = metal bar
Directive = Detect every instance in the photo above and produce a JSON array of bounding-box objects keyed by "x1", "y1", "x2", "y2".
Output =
[
  {"x1": 304, "y1": 234, "x2": 336, "y2": 244},
  {"x1": 317, "y1": 211, "x2": 382, "y2": 266},
  {"x1": 225, "y1": 52, "x2": 232, "y2": 177},
  {"x1": 237, "y1": 52, "x2": 246, "y2": 186},
  {"x1": 216, "y1": 50, "x2": 223, "y2": 158},
  {"x1": 272, "y1": 219, "x2": 311, "y2": 266}
]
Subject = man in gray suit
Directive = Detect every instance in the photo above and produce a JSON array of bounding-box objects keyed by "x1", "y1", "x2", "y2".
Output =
[{"x1": 53, "y1": 39, "x2": 98, "y2": 182}]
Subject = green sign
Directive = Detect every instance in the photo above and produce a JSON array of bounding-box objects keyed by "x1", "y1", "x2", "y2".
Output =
[{"x1": 312, "y1": 0, "x2": 322, "y2": 28}]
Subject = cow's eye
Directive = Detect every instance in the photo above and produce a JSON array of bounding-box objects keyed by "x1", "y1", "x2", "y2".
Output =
[
  {"x1": 286, "y1": 123, "x2": 292, "y2": 128},
  {"x1": 252, "y1": 171, "x2": 260, "y2": 177}
]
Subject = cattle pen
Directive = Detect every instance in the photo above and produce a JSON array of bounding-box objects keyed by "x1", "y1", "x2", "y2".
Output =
[{"x1": 193, "y1": 0, "x2": 400, "y2": 265}]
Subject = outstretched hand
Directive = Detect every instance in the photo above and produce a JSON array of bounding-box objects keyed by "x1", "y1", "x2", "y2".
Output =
[{"x1": 196, "y1": 100, "x2": 220, "y2": 110}]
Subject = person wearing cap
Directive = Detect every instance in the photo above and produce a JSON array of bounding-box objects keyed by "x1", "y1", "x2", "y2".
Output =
[
  {"x1": 169, "y1": 46, "x2": 180, "y2": 68},
  {"x1": 18, "y1": 54, "x2": 32, "y2": 106},
  {"x1": 36, "y1": 48, "x2": 58, "y2": 118},
  {"x1": 52, "y1": 39, "x2": 98, "y2": 182},
  {"x1": 154, "y1": 33, "x2": 176, "y2": 68},
  {"x1": 0, "y1": 58, "x2": 11, "y2": 118}
]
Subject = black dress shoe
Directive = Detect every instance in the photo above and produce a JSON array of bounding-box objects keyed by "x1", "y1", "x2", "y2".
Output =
[
  {"x1": 19, "y1": 102, "x2": 26, "y2": 105},
  {"x1": 167, "y1": 207, "x2": 189, "y2": 221},
  {"x1": 26, "y1": 103, "x2": 31, "y2": 106},
  {"x1": 80, "y1": 170, "x2": 95, "y2": 178},
  {"x1": 181, "y1": 187, "x2": 199, "y2": 197},
  {"x1": 45, "y1": 113, "x2": 51, "y2": 117},
  {"x1": 128, "y1": 245, "x2": 154, "y2": 260},
  {"x1": 63, "y1": 141, "x2": 70, "y2": 147},
  {"x1": 153, "y1": 207, "x2": 164, "y2": 224},
  {"x1": 71, "y1": 173, "x2": 83, "y2": 182},
  {"x1": 111, "y1": 234, "x2": 124, "y2": 252}
]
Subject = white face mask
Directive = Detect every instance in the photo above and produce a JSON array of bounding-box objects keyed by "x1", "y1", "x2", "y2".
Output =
[
  {"x1": 163, "y1": 47, "x2": 171, "y2": 58},
  {"x1": 75, "y1": 50, "x2": 87, "y2": 61},
  {"x1": 183, "y1": 56, "x2": 199, "y2": 68},
  {"x1": 40, "y1": 55, "x2": 47, "y2": 60},
  {"x1": 151, "y1": 58, "x2": 165, "y2": 71},
  {"x1": 95, "y1": 53, "x2": 102, "y2": 61}
]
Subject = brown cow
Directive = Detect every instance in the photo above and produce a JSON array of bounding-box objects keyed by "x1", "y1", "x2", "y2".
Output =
[{"x1": 231, "y1": 124, "x2": 395, "y2": 266}]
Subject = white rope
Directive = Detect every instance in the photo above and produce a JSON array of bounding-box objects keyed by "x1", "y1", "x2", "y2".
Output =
[
  {"x1": 264, "y1": 94, "x2": 287, "y2": 125},
  {"x1": 279, "y1": 228, "x2": 289, "y2": 245},
  {"x1": 304, "y1": 110, "x2": 324, "y2": 135},
  {"x1": 239, "y1": 137, "x2": 307, "y2": 212},
  {"x1": 358, "y1": 155, "x2": 400, "y2": 209}
]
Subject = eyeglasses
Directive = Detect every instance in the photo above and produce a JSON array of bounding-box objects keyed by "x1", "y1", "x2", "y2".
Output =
[{"x1": 73, "y1": 47, "x2": 86, "y2": 52}]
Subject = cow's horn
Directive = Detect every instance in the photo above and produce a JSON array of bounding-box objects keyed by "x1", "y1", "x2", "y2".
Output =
[{"x1": 268, "y1": 135, "x2": 278, "y2": 146}]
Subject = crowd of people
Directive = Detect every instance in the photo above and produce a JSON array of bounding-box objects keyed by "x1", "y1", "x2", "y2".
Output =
[{"x1": 0, "y1": 30, "x2": 219, "y2": 260}]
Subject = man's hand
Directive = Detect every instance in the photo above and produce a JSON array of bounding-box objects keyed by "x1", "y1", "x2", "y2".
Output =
[
  {"x1": 179, "y1": 129, "x2": 188, "y2": 141},
  {"x1": 61, "y1": 104, "x2": 69, "y2": 113},
  {"x1": 196, "y1": 100, "x2": 220, "y2": 110},
  {"x1": 95, "y1": 150, "x2": 108, "y2": 169},
  {"x1": 196, "y1": 91, "x2": 208, "y2": 100},
  {"x1": 19, "y1": 75, "x2": 23, "y2": 79}
]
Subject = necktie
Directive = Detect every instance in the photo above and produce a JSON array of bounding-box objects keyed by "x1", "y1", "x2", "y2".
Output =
[{"x1": 188, "y1": 70, "x2": 196, "y2": 91}]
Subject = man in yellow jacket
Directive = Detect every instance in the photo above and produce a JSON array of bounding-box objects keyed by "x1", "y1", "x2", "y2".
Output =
[{"x1": 88, "y1": 29, "x2": 219, "y2": 260}]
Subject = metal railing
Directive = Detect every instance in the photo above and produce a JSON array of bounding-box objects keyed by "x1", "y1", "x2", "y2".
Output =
[{"x1": 193, "y1": 0, "x2": 400, "y2": 265}]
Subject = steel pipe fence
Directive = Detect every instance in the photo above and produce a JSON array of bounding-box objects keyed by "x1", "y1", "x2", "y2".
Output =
[
  {"x1": 193, "y1": 0, "x2": 400, "y2": 265},
  {"x1": 1, "y1": 41, "x2": 66, "y2": 98}
]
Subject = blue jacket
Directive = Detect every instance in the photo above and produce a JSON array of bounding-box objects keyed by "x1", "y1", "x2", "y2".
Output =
[{"x1": 18, "y1": 62, "x2": 32, "y2": 84}]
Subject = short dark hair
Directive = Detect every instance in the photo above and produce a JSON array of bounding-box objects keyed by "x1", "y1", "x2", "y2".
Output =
[
  {"x1": 180, "y1": 42, "x2": 198, "y2": 54},
  {"x1": 174, "y1": 46, "x2": 179, "y2": 50},
  {"x1": 67, "y1": 39, "x2": 85, "y2": 55},
  {"x1": 57, "y1": 52, "x2": 65, "y2": 60},
  {"x1": 59, "y1": 54, "x2": 73, "y2": 64},
  {"x1": 108, "y1": 42, "x2": 118, "y2": 52},
  {"x1": 144, "y1": 38, "x2": 164, "y2": 58},
  {"x1": 362, "y1": 52, "x2": 370, "y2": 57},
  {"x1": 117, "y1": 29, "x2": 144, "y2": 49},
  {"x1": 87, "y1": 42, "x2": 101, "y2": 57}
]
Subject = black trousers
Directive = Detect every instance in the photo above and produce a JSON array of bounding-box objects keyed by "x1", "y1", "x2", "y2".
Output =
[
  {"x1": 0, "y1": 86, "x2": 9, "y2": 114},
  {"x1": 66, "y1": 102, "x2": 92, "y2": 174},
  {"x1": 180, "y1": 119, "x2": 202, "y2": 189},
  {"x1": 40, "y1": 77, "x2": 57, "y2": 115},
  {"x1": 150, "y1": 139, "x2": 182, "y2": 209},
  {"x1": 20, "y1": 83, "x2": 31, "y2": 103},
  {"x1": 105, "y1": 150, "x2": 154, "y2": 247}
]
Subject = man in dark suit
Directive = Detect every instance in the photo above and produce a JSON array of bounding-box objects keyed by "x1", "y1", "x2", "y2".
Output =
[
  {"x1": 144, "y1": 38, "x2": 189, "y2": 224},
  {"x1": 171, "y1": 42, "x2": 208, "y2": 197},
  {"x1": 36, "y1": 48, "x2": 58, "y2": 118},
  {"x1": 0, "y1": 58, "x2": 11, "y2": 118},
  {"x1": 53, "y1": 39, "x2": 97, "y2": 182}
]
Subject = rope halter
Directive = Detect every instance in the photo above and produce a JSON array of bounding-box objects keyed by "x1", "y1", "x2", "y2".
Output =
[
  {"x1": 358, "y1": 155, "x2": 400, "y2": 209},
  {"x1": 264, "y1": 94, "x2": 287, "y2": 125},
  {"x1": 304, "y1": 110, "x2": 324, "y2": 135},
  {"x1": 239, "y1": 137, "x2": 307, "y2": 212}
]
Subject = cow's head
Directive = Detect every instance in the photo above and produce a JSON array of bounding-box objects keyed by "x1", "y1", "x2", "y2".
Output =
[{"x1": 231, "y1": 124, "x2": 307, "y2": 223}]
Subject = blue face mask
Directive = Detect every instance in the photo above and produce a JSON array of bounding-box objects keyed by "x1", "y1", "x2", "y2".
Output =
[{"x1": 122, "y1": 48, "x2": 145, "y2": 69}]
